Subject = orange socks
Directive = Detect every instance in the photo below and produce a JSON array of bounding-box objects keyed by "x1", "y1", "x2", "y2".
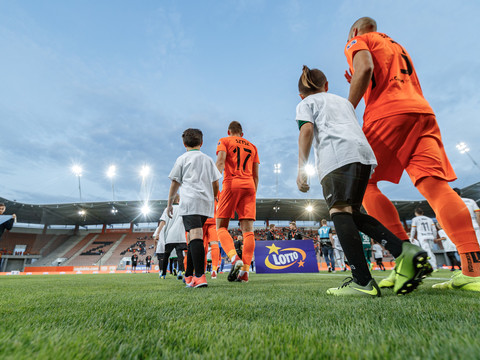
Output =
[
  {"x1": 241, "y1": 232, "x2": 255, "y2": 271},
  {"x1": 217, "y1": 227, "x2": 237, "y2": 259},
  {"x1": 210, "y1": 243, "x2": 220, "y2": 271},
  {"x1": 363, "y1": 183, "x2": 409, "y2": 241},
  {"x1": 459, "y1": 252, "x2": 480, "y2": 277}
]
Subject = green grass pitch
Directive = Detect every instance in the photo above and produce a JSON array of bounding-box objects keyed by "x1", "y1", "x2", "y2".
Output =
[{"x1": 0, "y1": 270, "x2": 479, "y2": 360}]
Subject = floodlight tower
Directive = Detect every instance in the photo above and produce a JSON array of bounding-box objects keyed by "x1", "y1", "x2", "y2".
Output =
[
  {"x1": 106, "y1": 165, "x2": 116, "y2": 201},
  {"x1": 456, "y1": 142, "x2": 480, "y2": 171},
  {"x1": 273, "y1": 163, "x2": 281, "y2": 197},
  {"x1": 72, "y1": 165, "x2": 83, "y2": 202}
]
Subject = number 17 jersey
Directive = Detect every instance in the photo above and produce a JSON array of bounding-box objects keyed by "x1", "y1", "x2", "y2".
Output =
[{"x1": 216, "y1": 136, "x2": 260, "y2": 189}]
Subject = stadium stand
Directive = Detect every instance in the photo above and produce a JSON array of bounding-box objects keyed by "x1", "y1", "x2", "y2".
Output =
[{"x1": 67, "y1": 233, "x2": 124, "y2": 266}]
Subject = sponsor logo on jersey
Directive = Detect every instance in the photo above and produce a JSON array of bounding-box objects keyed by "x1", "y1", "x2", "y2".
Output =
[
  {"x1": 346, "y1": 39, "x2": 357, "y2": 50},
  {"x1": 264, "y1": 243, "x2": 306, "y2": 270}
]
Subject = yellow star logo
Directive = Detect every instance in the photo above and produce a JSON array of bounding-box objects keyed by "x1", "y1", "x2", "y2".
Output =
[
  {"x1": 266, "y1": 243, "x2": 281, "y2": 255},
  {"x1": 298, "y1": 260, "x2": 305, "y2": 267}
]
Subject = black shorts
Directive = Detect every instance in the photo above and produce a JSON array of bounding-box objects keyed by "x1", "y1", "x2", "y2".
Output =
[
  {"x1": 182, "y1": 215, "x2": 208, "y2": 232},
  {"x1": 321, "y1": 162, "x2": 371, "y2": 210},
  {"x1": 132, "y1": 262, "x2": 137, "y2": 266}
]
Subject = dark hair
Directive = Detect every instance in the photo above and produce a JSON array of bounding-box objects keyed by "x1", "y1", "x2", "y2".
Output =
[
  {"x1": 182, "y1": 128, "x2": 203, "y2": 148},
  {"x1": 453, "y1": 188, "x2": 462, "y2": 197},
  {"x1": 0, "y1": 203, "x2": 5, "y2": 207},
  {"x1": 228, "y1": 121, "x2": 243, "y2": 135},
  {"x1": 298, "y1": 65, "x2": 327, "y2": 96},
  {"x1": 415, "y1": 207, "x2": 424, "y2": 215}
]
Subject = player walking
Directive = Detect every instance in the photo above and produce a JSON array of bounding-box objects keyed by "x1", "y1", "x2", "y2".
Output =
[
  {"x1": 345, "y1": 17, "x2": 480, "y2": 292},
  {"x1": 296, "y1": 65, "x2": 430, "y2": 296},
  {"x1": 410, "y1": 208, "x2": 438, "y2": 271},
  {"x1": 318, "y1": 219, "x2": 335, "y2": 272},
  {"x1": 215, "y1": 121, "x2": 260, "y2": 283}
]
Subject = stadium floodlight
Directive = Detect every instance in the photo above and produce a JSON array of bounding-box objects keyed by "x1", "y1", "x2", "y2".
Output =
[
  {"x1": 456, "y1": 141, "x2": 480, "y2": 171},
  {"x1": 304, "y1": 164, "x2": 316, "y2": 177},
  {"x1": 106, "y1": 165, "x2": 117, "y2": 200},
  {"x1": 140, "y1": 165, "x2": 151, "y2": 179},
  {"x1": 306, "y1": 205, "x2": 314, "y2": 213},
  {"x1": 273, "y1": 206, "x2": 280, "y2": 212},
  {"x1": 78, "y1": 209, "x2": 86, "y2": 216},
  {"x1": 111, "y1": 207, "x2": 118, "y2": 215},
  {"x1": 141, "y1": 204, "x2": 151, "y2": 216},
  {"x1": 72, "y1": 165, "x2": 83, "y2": 202},
  {"x1": 273, "y1": 163, "x2": 281, "y2": 197}
]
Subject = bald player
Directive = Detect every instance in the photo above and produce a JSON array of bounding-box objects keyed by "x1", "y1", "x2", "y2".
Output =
[{"x1": 344, "y1": 17, "x2": 480, "y2": 292}]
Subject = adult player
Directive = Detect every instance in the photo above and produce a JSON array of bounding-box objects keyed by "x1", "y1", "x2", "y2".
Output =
[
  {"x1": 216, "y1": 121, "x2": 260, "y2": 283},
  {"x1": 203, "y1": 202, "x2": 220, "y2": 279},
  {"x1": 344, "y1": 17, "x2": 480, "y2": 291},
  {"x1": 410, "y1": 208, "x2": 438, "y2": 271},
  {"x1": 318, "y1": 219, "x2": 335, "y2": 272}
]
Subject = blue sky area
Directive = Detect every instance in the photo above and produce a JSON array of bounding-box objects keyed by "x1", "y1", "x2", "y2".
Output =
[{"x1": 0, "y1": 0, "x2": 479, "y2": 205}]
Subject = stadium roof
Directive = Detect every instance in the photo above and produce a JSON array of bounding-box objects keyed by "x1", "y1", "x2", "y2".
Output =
[{"x1": 1, "y1": 182, "x2": 479, "y2": 226}]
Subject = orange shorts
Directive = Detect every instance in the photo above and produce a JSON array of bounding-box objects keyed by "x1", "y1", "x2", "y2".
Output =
[
  {"x1": 364, "y1": 113, "x2": 457, "y2": 186},
  {"x1": 216, "y1": 187, "x2": 256, "y2": 220},
  {"x1": 203, "y1": 223, "x2": 218, "y2": 245}
]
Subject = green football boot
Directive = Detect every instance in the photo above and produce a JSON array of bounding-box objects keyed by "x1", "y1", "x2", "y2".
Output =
[
  {"x1": 378, "y1": 269, "x2": 396, "y2": 288},
  {"x1": 394, "y1": 242, "x2": 433, "y2": 295},
  {"x1": 432, "y1": 271, "x2": 480, "y2": 292},
  {"x1": 326, "y1": 277, "x2": 381, "y2": 297}
]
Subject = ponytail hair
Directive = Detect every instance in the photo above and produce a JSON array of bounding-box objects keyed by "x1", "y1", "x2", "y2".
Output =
[{"x1": 298, "y1": 65, "x2": 327, "y2": 96}]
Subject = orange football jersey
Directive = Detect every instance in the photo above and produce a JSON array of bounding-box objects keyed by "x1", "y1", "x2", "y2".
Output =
[
  {"x1": 216, "y1": 136, "x2": 259, "y2": 189},
  {"x1": 345, "y1": 32, "x2": 434, "y2": 124}
]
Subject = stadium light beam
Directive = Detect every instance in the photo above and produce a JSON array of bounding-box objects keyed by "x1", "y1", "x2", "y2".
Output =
[
  {"x1": 456, "y1": 142, "x2": 480, "y2": 171},
  {"x1": 304, "y1": 164, "x2": 316, "y2": 177},
  {"x1": 306, "y1": 205, "x2": 314, "y2": 213},
  {"x1": 140, "y1": 165, "x2": 151, "y2": 179},
  {"x1": 141, "y1": 204, "x2": 151, "y2": 216}
]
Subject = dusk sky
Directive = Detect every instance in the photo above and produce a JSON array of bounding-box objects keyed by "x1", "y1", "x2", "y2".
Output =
[{"x1": 1, "y1": 0, "x2": 479, "y2": 205}]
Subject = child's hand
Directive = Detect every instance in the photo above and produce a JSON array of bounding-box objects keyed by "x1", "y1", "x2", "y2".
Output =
[
  {"x1": 296, "y1": 170, "x2": 309, "y2": 193},
  {"x1": 344, "y1": 70, "x2": 352, "y2": 83},
  {"x1": 167, "y1": 205, "x2": 174, "y2": 218}
]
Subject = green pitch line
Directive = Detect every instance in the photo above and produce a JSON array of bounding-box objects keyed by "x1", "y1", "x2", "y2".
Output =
[{"x1": 0, "y1": 270, "x2": 478, "y2": 360}]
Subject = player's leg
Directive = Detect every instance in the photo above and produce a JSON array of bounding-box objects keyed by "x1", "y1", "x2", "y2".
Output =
[
  {"x1": 161, "y1": 244, "x2": 174, "y2": 278},
  {"x1": 210, "y1": 241, "x2": 220, "y2": 279},
  {"x1": 420, "y1": 239, "x2": 437, "y2": 270},
  {"x1": 238, "y1": 219, "x2": 254, "y2": 282},
  {"x1": 188, "y1": 226, "x2": 207, "y2": 288}
]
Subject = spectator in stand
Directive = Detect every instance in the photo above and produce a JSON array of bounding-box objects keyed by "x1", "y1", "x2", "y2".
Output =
[
  {"x1": 437, "y1": 223, "x2": 461, "y2": 271},
  {"x1": 287, "y1": 221, "x2": 303, "y2": 240},
  {"x1": 131, "y1": 252, "x2": 138, "y2": 273},
  {"x1": 266, "y1": 224, "x2": 276, "y2": 240},
  {"x1": 0, "y1": 203, "x2": 16, "y2": 241}
]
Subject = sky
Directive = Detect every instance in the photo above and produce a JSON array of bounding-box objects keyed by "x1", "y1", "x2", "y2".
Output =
[{"x1": 0, "y1": 0, "x2": 479, "y2": 205}]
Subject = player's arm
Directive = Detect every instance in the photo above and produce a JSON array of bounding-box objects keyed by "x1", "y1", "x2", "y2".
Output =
[
  {"x1": 212, "y1": 179, "x2": 219, "y2": 199},
  {"x1": 216, "y1": 151, "x2": 226, "y2": 174},
  {"x1": 348, "y1": 50, "x2": 374, "y2": 108},
  {"x1": 475, "y1": 210, "x2": 480, "y2": 227},
  {"x1": 252, "y1": 162, "x2": 259, "y2": 192},
  {"x1": 167, "y1": 181, "x2": 181, "y2": 218},
  {"x1": 410, "y1": 222, "x2": 417, "y2": 240},
  {"x1": 431, "y1": 222, "x2": 438, "y2": 239},
  {"x1": 297, "y1": 122, "x2": 314, "y2": 193}
]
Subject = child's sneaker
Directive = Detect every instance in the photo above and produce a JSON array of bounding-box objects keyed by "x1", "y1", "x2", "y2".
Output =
[
  {"x1": 177, "y1": 271, "x2": 183, "y2": 280},
  {"x1": 211, "y1": 270, "x2": 217, "y2": 279},
  {"x1": 228, "y1": 255, "x2": 244, "y2": 282},
  {"x1": 184, "y1": 276, "x2": 193, "y2": 287},
  {"x1": 192, "y1": 274, "x2": 208, "y2": 288}
]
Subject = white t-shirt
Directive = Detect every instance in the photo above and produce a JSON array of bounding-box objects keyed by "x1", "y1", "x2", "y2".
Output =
[
  {"x1": 410, "y1": 216, "x2": 437, "y2": 241},
  {"x1": 372, "y1": 243, "x2": 383, "y2": 259},
  {"x1": 438, "y1": 229, "x2": 457, "y2": 252},
  {"x1": 295, "y1": 92, "x2": 377, "y2": 182},
  {"x1": 159, "y1": 205, "x2": 186, "y2": 244},
  {"x1": 154, "y1": 226, "x2": 165, "y2": 254},
  {"x1": 169, "y1": 150, "x2": 222, "y2": 217},
  {"x1": 332, "y1": 234, "x2": 343, "y2": 251},
  {"x1": 462, "y1": 198, "x2": 480, "y2": 230}
]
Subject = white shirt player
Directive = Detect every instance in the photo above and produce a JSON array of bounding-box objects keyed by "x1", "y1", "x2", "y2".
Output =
[
  {"x1": 372, "y1": 243, "x2": 383, "y2": 259},
  {"x1": 168, "y1": 150, "x2": 222, "y2": 218},
  {"x1": 438, "y1": 229, "x2": 457, "y2": 253},
  {"x1": 295, "y1": 92, "x2": 377, "y2": 183},
  {"x1": 461, "y1": 197, "x2": 480, "y2": 230},
  {"x1": 410, "y1": 215, "x2": 438, "y2": 270},
  {"x1": 159, "y1": 204, "x2": 186, "y2": 244},
  {"x1": 154, "y1": 225, "x2": 165, "y2": 254}
]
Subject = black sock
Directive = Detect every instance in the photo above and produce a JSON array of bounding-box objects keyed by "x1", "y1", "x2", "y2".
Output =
[
  {"x1": 185, "y1": 245, "x2": 194, "y2": 277},
  {"x1": 331, "y1": 212, "x2": 372, "y2": 286},
  {"x1": 189, "y1": 239, "x2": 205, "y2": 277},
  {"x1": 352, "y1": 211, "x2": 404, "y2": 258}
]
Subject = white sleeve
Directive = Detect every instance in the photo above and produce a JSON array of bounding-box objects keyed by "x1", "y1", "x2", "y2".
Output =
[
  {"x1": 168, "y1": 157, "x2": 183, "y2": 184},
  {"x1": 295, "y1": 101, "x2": 314, "y2": 125},
  {"x1": 209, "y1": 157, "x2": 222, "y2": 182},
  {"x1": 153, "y1": 226, "x2": 160, "y2": 237},
  {"x1": 159, "y1": 208, "x2": 168, "y2": 223},
  {"x1": 410, "y1": 218, "x2": 417, "y2": 239},
  {"x1": 431, "y1": 220, "x2": 438, "y2": 239}
]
